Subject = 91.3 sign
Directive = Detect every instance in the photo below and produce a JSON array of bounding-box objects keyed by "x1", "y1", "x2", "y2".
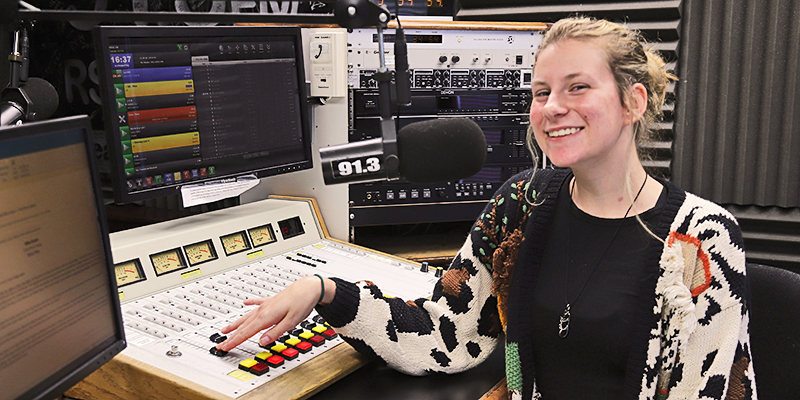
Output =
[{"x1": 331, "y1": 156, "x2": 382, "y2": 179}]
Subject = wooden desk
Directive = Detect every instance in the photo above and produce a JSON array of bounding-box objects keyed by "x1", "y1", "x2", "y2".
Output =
[{"x1": 66, "y1": 343, "x2": 369, "y2": 400}]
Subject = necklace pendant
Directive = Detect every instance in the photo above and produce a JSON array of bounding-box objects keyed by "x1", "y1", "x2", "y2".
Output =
[{"x1": 558, "y1": 304, "x2": 571, "y2": 338}]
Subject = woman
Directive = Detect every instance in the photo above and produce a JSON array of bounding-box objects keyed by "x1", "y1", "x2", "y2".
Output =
[{"x1": 217, "y1": 17, "x2": 756, "y2": 400}]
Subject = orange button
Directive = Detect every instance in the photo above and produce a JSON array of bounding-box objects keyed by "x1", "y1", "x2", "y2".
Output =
[
  {"x1": 281, "y1": 348, "x2": 299, "y2": 360},
  {"x1": 295, "y1": 341, "x2": 312, "y2": 353},
  {"x1": 266, "y1": 355, "x2": 284, "y2": 367}
]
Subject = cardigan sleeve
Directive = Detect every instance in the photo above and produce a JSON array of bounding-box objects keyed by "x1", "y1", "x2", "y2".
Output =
[
  {"x1": 658, "y1": 194, "x2": 756, "y2": 399},
  {"x1": 315, "y1": 171, "x2": 535, "y2": 375}
]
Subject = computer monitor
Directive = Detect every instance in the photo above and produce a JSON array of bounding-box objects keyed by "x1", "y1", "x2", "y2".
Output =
[
  {"x1": 0, "y1": 115, "x2": 126, "y2": 400},
  {"x1": 93, "y1": 25, "x2": 314, "y2": 204}
]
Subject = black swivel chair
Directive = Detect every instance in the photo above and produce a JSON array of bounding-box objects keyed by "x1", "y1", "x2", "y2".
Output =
[{"x1": 747, "y1": 263, "x2": 800, "y2": 400}]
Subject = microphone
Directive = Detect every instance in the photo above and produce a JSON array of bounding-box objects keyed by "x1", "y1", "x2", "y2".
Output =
[
  {"x1": 320, "y1": 118, "x2": 487, "y2": 185},
  {"x1": 1, "y1": 77, "x2": 59, "y2": 126}
]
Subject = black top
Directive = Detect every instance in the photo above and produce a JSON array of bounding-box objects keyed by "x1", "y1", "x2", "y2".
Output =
[{"x1": 530, "y1": 176, "x2": 667, "y2": 399}]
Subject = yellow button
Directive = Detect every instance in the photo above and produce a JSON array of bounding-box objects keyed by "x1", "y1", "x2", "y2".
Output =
[
  {"x1": 271, "y1": 344, "x2": 288, "y2": 353},
  {"x1": 299, "y1": 331, "x2": 314, "y2": 340},
  {"x1": 228, "y1": 370, "x2": 254, "y2": 381},
  {"x1": 239, "y1": 358, "x2": 258, "y2": 369},
  {"x1": 285, "y1": 337, "x2": 302, "y2": 346},
  {"x1": 255, "y1": 351, "x2": 271, "y2": 362},
  {"x1": 312, "y1": 325, "x2": 327, "y2": 333}
]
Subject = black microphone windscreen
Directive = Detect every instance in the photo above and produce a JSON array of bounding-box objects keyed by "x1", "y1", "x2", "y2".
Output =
[
  {"x1": 21, "y1": 77, "x2": 59, "y2": 121},
  {"x1": 397, "y1": 118, "x2": 486, "y2": 184}
]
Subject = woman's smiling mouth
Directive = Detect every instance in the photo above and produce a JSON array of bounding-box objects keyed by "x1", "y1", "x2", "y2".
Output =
[{"x1": 546, "y1": 127, "x2": 583, "y2": 138}]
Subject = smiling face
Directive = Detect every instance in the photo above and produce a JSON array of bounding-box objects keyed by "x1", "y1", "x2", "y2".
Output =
[{"x1": 530, "y1": 38, "x2": 637, "y2": 172}]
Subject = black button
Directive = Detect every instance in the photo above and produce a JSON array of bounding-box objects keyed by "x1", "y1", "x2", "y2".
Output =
[
  {"x1": 210, "y1": 346, "x2": 228, "y2": 357},
  {"x1": 210, "y1": 333, "x2": 227, "y2": 343}
]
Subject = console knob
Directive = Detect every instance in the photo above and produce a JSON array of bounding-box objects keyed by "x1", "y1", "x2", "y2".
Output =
[
  {"x1": 439, "y1": 55, "x2": 448, "y2": 63},
  {"x1": 451, "y1": 55, "x2": 460, "y2": 63},
  {"x1": 166, "y1": 345, "x2": 182, "y2": 358}
]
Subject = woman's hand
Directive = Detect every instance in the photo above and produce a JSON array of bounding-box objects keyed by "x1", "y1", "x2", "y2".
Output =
[{"x1": 216, "y1": 275, "x2": 336, "y2": 351}]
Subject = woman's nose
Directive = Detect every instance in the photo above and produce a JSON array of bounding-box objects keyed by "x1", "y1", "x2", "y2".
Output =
[{"x1": 542, "y1": 94, "x2": 568, "y2": 119}]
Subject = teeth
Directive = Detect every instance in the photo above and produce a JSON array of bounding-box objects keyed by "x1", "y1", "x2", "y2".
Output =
[{"x1": 548, "y1": 127, "x2": 580, "y2": 137}]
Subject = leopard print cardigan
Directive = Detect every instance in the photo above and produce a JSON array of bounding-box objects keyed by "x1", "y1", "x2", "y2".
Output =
[{"x1": 317, "y1": 168, "x2": 756, "y2": 400}]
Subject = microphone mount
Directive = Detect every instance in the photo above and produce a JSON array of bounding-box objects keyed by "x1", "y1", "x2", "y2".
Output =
[
  {"x1": 333, "y1": 0, "x2": 401, "y2": 181},
  {"x1": 2, "y1": 18, "x2": 35, "y2": 126}
]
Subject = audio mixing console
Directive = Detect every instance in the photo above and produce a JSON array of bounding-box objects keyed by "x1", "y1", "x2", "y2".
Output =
[{"x1": 76, "y1": 197, "x2": 438, "y2": 400}]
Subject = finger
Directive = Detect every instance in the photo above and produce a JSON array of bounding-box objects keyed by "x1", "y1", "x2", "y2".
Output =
[
  {"x1": 243, "y1": 297, "x2": 269, "y2": 306},
  {"x1": 220, "y1": 308, "x2": 257, "y2": 334},
  {"x1": 219, "y1": 307, "x2": 284, "y2": 351},
  {"x1": 258, "y1": 314, "x2": 303, "y2": 346},
  {"x1": 221, "y1": 297, "x2": 271, "y2": 333}
]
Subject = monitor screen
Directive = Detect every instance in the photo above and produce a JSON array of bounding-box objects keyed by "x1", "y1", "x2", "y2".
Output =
[
  {"x1": 93, "y1": 26, "x2": 313, "y2": 204},
  {"x1": 0, "y1": 115, "x2": 125, "y2": 400}
]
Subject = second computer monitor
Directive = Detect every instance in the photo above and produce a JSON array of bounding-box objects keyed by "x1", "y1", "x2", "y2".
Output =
[{"x1": 93, "y1": 25, "x2": 313, "y2": 204}]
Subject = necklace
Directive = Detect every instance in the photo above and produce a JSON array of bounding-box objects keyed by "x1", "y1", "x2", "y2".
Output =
[{"x1": 558, "y1": 174, "x2": 648, "y2": 339}]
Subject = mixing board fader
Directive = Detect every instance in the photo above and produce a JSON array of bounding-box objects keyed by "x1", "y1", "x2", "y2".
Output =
[{"x1": 105, "y1": 198, "x2": 437, "y2": 399}]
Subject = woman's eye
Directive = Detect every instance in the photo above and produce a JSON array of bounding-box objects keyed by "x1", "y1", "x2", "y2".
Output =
[
  {"x1": 570, "y1": 84, "x2": 589, "y2": 91},
  {"x1": 534, "y1": 90, "x2": 550, "y2": 98}
]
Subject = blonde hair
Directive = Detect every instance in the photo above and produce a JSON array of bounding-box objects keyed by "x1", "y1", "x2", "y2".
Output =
[{"x1": 525, "y1": 17, "x2": 676, "y2": 207}]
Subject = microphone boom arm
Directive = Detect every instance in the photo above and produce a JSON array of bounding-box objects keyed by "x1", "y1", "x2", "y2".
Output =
[{"x1": 374, "y1": 24, "x2": 400, "y2": 181}]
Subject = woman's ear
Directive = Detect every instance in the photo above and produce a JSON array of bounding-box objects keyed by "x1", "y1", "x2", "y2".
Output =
[{"x1": 627, "y1": 82, "x2": 648, "y2": 125}]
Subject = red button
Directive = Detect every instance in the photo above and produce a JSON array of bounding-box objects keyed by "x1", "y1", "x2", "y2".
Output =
[
  {"x1": 321, "y1": 328, "x2": 338, "y2": 339},
  {"x1": 295, "y1": 341, "x2": 312, "y2": 353},
  {"x1": 266, "y1": 355, "x2": 284, "y2": 367},
  {"x1": 281, "y1": 348, "x2": 299, "y2": 360},
  {"x1": 250, "y1": 363, "x2": 269, "y2": 376},
  {"x1": 308, "y1": 335, "x2": 325, "y2": 346}
]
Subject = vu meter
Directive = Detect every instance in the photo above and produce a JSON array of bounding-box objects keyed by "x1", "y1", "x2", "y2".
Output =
[
  {"x1": 220, "y1": 231, "x2": 251, "y2": 256},
  {"x1": 150, "y1": 248, "x2": 188, "y2": 276},
  {"x1": 184, "y1": 240, "x2": 218, "y2": 266},
  {"x1": 114, "y1": 259, "x2": 146, "y2": 287},
  {"x1": 248, "y1": 224, "x2": 276, "y2": 247}
]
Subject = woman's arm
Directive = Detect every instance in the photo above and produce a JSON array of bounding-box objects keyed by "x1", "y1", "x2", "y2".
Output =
[
  {"x1": 217, "y1": 275, "x2": 337, "y2": 351},
  {"x1": 317, "y1": 237, "x2": 504, "y2": 375},
  {"x1": 214, "y1": 170, "x2": 536, "y2": 374}
]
